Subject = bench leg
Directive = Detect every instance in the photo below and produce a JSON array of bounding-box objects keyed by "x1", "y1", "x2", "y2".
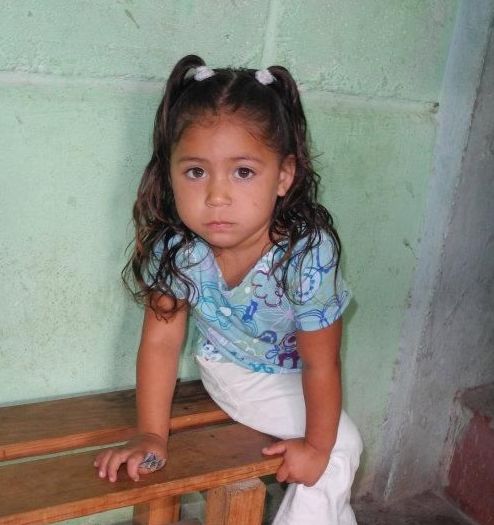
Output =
[
  {"x1": 133, "y1": 495, "x2": 180, "y2": 525},
  {"x1": 205, "y1": 478, "x2": 266, "y2": 525}
]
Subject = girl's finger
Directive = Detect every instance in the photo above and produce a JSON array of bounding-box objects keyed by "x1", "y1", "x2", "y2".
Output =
[
  {"x1": 94, "y1": 449, "x2": 114, "y2": 478},
  {"x1": 107, "y1": 449, "x2": 131, "y2": 483},
  {"x1": 276, "y1": 463, "x2": 290, "y2": 483},
  {"x1": 94, "y1": 448, "x2": 110, "y2": 469},
  {"x1": 93, "y1": 450, "x2": 105, "y2": 468},
  {"x1": 262, "y1": 441, "x2": 287, "y2": 456},
  {"x1": 126, "y1": 452, "x2": 146, "y2": 482}
]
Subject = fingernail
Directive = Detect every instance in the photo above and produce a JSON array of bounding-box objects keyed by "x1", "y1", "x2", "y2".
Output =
[{"x1": 99, "y1": 471, "x2": 104, "y2": 478}]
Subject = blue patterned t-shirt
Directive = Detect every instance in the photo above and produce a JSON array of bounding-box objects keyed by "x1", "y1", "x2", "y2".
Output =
[{"x1": 151, "y1": 231, "x2": 351, "y2": 374}]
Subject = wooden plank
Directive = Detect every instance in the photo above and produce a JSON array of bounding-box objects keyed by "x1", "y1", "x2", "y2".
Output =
[
  {"x1": 205, "y1": 478, "x2": 266, "y2": 525},
  {"x1": 0, "y1": 380, "x2": 229, "y2": 461},
  {"x1": 0, "y1": 423, "x2": 282, "y2": 525},
  {"x1": 132, "y1": 496, "x2": 180, "y2": 525}
]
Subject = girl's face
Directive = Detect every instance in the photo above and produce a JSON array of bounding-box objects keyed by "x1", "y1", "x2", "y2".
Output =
[{"x1": 170, "y1": 113, "x2": 295, "y2": 256}]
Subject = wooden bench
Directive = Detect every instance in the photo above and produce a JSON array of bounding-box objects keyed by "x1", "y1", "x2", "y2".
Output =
[{"x1": 0, "y1": 381, "x2": 283, "y2": 525}]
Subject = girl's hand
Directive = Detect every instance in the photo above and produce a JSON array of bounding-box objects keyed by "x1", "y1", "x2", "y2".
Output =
[
  {"x1": 262, "y1": 438, "x2": 330, "y2": 487},
  {"x1": 93, "y1": 433, "x2": 167, "y2": 483}
]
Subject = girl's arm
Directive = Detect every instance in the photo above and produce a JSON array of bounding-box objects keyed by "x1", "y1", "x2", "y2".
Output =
[
  {"x1": 136, "y1": 294, "x2": 189, "y2": 440},
  {"x1": 301, "y1": 318, "x2": 342, "y2": 457},
  {"x1": 262, "y1": 318, "x2": 342, "y2": 486},
  {"x1": 94, "y1": 294, "x2": 188, "y2": 482}
]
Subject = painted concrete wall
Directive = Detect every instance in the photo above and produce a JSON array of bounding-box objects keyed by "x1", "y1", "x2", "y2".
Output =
[
  {"x1": 373, "y1": 0, "x2": 494, "y2": 501},
  {"x1": 0, "y1": 0, "x2": 458, "y2": 505}
]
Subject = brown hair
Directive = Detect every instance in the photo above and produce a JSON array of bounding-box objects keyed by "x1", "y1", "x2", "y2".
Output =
[{"x1": 123, "y1": 55, "x2": 341, "y2": 318}]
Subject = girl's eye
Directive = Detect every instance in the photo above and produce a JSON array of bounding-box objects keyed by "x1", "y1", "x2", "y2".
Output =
[
  {"x1": 234, "y1": 167, "x2": 255, "y2": 180},
  {"x1": 185, "y1": 167, "x2": 206, "y2": 179}
]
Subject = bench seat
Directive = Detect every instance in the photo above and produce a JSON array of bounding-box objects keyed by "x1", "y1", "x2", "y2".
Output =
[
  {"x1": 0, "y1": 423, "x2": 282, "y2": 525},
  {"x1": 0, "y1": 380, "x2": 282, "y2": 524}
]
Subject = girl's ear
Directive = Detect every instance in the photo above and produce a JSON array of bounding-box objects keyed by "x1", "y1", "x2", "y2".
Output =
[{"x1": 277, "y1": 155, "x2": 296, "y2": 197}]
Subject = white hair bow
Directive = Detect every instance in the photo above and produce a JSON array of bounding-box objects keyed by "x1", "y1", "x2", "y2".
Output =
[
  {"x1": 194, "y1": 65, "x2": 215, "y2": 81},
  {"x1": 255, "y1": 69, "x2": 275, "y2": 85}
]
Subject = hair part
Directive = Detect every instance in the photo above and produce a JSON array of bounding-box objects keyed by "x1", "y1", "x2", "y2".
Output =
[{"x1": 122, "y1": 54, "x2": 341, "y2": 318}]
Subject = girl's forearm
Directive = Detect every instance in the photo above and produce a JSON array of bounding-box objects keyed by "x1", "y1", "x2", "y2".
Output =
[
  {"x1": 302, "y1": 360, "x2": 342, "y2": 455},
  {"x1": 297, "y1": 319, "x2": 343, "y2": 456},
  {"x1": 136, "y1": 340, "x2": 181, "y2": 441},
  {"x1": 135, "y1": 302, "x2": 188, "y2": 442}
]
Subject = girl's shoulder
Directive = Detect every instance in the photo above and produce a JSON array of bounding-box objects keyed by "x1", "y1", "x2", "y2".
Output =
[
  {"x1": 147, "y1": 234, "x2": 213, "y2": 289},
  {"x1": 285, "y1": 229, "x2": 348, "y2": 308},
  {"x1": 283, "y1": 229, "x2": 338, "y2": 272},
  {"x1": 153, "y1": 233, "x2": 210, "y2": 265}
]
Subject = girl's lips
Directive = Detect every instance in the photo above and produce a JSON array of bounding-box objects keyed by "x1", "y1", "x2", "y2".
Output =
[{"x1": 205, "y1": 221, "x2": 234, "y2": 231}]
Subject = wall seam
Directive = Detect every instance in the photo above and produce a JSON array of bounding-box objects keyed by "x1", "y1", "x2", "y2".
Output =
[
  {"x1": 0, "y1": 71, "x2": 437, "y2": 116},
  {"x1": 0, "y1": 71, "x2": 161, "y2": 93},
  {"x1": 304, "y1": 91, "x2": 438, "y2": 115}
]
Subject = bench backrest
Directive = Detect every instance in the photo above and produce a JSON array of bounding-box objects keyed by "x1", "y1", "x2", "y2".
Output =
[{"x1": 0, "y1": 380, "x2": 229, "y2": 461}]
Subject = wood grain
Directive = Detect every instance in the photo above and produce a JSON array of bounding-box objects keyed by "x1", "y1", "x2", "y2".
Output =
[
  {"x1": 0, "y1": 380, "x2": 229, "y2": 461},
  {"x1": 133, "y1": 496, "x2": 180, "y2": 525},
  {"x1": 205, "y1": 478, "x2": 266, "y2": 525},
  {"x1": 0, "y1": 423, "x2": 282, "y2": 525}
]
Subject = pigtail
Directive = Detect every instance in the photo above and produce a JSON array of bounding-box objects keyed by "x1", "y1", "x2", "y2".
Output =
[
  {"x1": 266, "y1": 66, "x2": 342, "y2": 292},
  {"x1": 138, "y1": 55, "x2": 206, "y2": 227},
  {"x1": 267, "y1": 67, "x2": 308, "y2": 163},
  {"x1": 122, "y1": 55, "x2": 207, "y2": 315},
  {"x1": 267, "y1": 66, "x2": 317, "y2": 221},
  {"x1": 161, "y1": 55, "x2": 206, "y2": 137}
]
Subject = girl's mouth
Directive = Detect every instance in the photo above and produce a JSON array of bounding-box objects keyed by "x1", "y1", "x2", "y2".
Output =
[{"x1": 205, "y1": 221, "x2": 234, "y2": 231}]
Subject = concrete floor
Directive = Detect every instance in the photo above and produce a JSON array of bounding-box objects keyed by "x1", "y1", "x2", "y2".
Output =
[
  {"x1": 179, "y1": 484, "x2": 478, "y2": 525},
  {"x1": 353, "y1": 492, "x2": 477, "y2": 525}
]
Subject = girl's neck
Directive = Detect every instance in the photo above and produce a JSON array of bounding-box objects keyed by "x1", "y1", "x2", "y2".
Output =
[{"x1": 212, "y1": 236, "x2": 273, "y2": 289}]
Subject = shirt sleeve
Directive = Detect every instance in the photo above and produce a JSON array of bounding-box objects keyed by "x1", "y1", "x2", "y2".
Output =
[
  {"x1": 289, "y1": 232, "x2": 352, "y2": 331},
  {"x1": 144, "y1": 235, "x2": 190, "y2": 301}
]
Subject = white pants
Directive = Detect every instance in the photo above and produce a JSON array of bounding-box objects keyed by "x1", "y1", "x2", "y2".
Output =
[{"x1": 197, "y1": 356, "x2": 363, "y2": 525}]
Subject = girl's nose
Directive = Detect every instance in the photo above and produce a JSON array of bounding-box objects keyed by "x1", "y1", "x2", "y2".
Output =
[{"x1": 205, "y1": 179, "x2": 232, "y2": 207}]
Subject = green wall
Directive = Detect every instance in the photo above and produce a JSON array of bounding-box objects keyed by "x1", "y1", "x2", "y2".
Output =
[{"x1": 0, "y1": 0, "x2": 458, "y2": 499}]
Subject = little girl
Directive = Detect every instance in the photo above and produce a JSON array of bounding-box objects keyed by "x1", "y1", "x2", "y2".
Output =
[{"x1": 95, "y1": 54, "x2": 362, "y2": 524}]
